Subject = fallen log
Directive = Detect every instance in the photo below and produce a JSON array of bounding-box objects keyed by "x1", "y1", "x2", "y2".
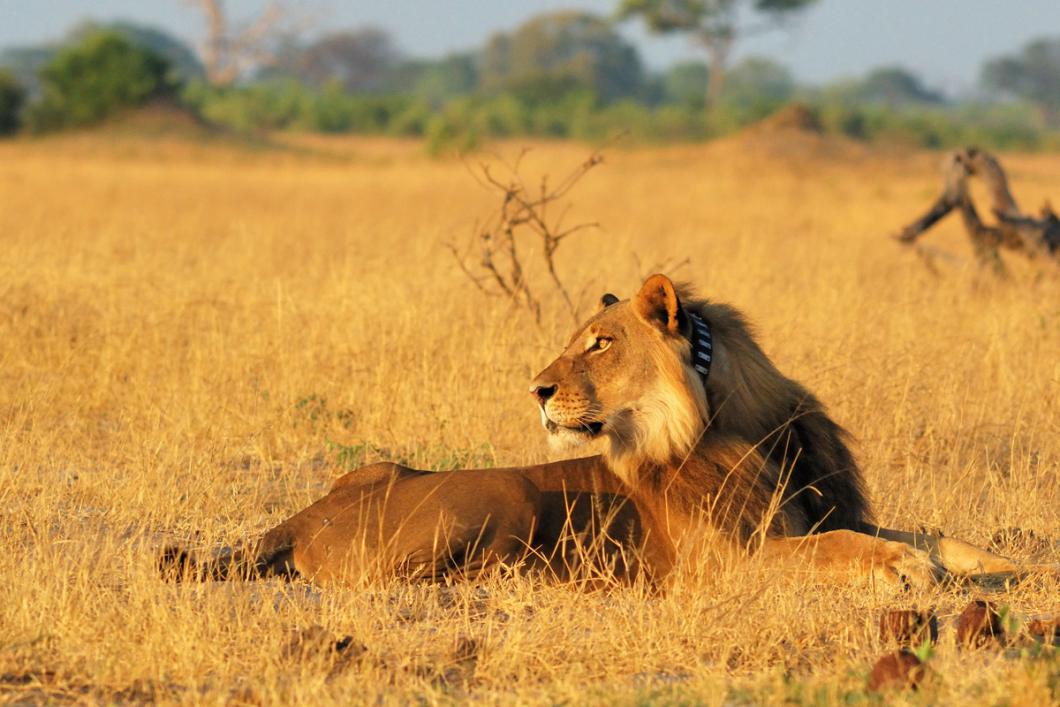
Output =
[{"x1": 895, "y1": 147, "x2": 1059, "y2": 274}]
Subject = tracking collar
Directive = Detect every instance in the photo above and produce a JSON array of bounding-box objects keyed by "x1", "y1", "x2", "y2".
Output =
[{"x1": 688, "y1": 312, "x2": 713, "y2": 384}]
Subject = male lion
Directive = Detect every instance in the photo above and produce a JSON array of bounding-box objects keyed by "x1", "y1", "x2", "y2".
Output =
[{"x1": 162, "y1": 274, "x2": 1034, "y2": 588}]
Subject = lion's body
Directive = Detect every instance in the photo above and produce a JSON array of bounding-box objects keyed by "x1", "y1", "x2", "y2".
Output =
[
  {"x1": 162, "y1": 275, "x2": 1032, "y2": 588},
  {"x1": 213, "y1": 458, "x2": 663, "y2": 585}
]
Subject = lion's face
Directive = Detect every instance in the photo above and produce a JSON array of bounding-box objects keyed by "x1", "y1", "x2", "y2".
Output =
[{"x1": 530, "y1": 275, "x2": 710, "y2": 476}]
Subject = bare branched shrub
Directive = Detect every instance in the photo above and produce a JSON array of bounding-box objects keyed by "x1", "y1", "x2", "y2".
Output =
[{"x1": 447, "y1": 148, "x2": 605, "y2": 324}]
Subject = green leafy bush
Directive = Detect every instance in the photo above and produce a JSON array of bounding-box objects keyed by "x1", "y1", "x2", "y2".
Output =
[
  {"x1": 815, "y1": 99, "x2": 1046, "y2": 150},
  {"x1": 186, "y1": 79, "x2": 421, "y2": 135},
  {"x1": 26, "y1": 31, "x2": 175, "y2": 132},
  {"x1": 185, "y1": 80, "x2": 306, "y2": 133}
]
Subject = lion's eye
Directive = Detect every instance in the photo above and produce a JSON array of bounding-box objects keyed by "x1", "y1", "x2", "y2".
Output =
[{"x1": 588, "y1": 336, "x2": 612, "y2": 353}]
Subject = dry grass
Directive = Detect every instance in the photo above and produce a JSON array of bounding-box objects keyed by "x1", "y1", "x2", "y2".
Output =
[{"x1": 0, "y1": 128, "x2": 1057, "y2": 705}]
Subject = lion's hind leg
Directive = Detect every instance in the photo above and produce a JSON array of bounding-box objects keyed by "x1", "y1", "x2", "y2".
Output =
[
  {"x1": 328, "y1": 461, "x2": 426, "y2": 493},
  {"x1": 379, "y1": 470, "x2": 546, "y2": 584},
  {"x1": 157, "y1": 462, "x2": 420, "y2": 584}
]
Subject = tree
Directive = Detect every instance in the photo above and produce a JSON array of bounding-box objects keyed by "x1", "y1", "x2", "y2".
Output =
[
  {"x1": 662, "y1": 61, "x2": 709, "y2": 106},
  {"x1": 182, "y1": 0, "x2": 301, "y2": 86},
  {"x1": 0, "y1": 22, "x2": 201, "y2": 96},
  {"x1": 721, "y1": 55, "x2": 794, "y2": 105},
  {"x1": 857, "y1": 66, "x2": 943, "y2": 109},
  {"x1": 982, "y1": 37, "x2": 1060, "y2": 126},
  {"x1": 269, "y1": 28, "x2": 400, "y2": 93},
  {"x1": 0, "y1": 70, "x2": 25, "y2": 135},
  {"x1": 398, "y1": 53, "x2": 479, "y2": 105},
  {"x1": 27, "y1": 31, "x2": 175, "y2": 131},
  {"x1": 71, "y1": 21, "x2": 205, "y2": 82},
  {"x1": 480, "y1": 11, "x2": 643, "y2": 103},
  {"x1": 618, "y1": 0, "x2": 818, "y2": 109}
]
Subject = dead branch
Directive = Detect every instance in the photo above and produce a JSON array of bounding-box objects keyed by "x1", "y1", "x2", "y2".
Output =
[
  {"x1": 449, "y1": 149, "x2": 605, "y2": 325},
  {"x1": 895, "y1": 147, "x2": 1060, "y2": 275}
]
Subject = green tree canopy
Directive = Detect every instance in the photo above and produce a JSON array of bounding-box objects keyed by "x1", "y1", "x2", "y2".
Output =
[
  {"x1": 662, "y1": 61, "x2": 710, "y2": 106},
  {"x1": 0, "y1": 22, "x2": 200, "y2": 97},
  {"x1": 856, "y1": 66, "x2": 944, "y2": 108},
  {"x1": 982, "y1": 36, "x2": 1060, "y2": 125},
  {"x1": 28, "y1": 31, "x2": 175, "y2": 131},
  {"x1": 722, "y1": 55, "x2": 794, "y2": 105},
  {"x1": 619, "y1": 0, "x2": 817, "y2": 107},
  {"x1": 480, "y1": 11, "x2": 643, "y2": 103},
  {"x1": 70, "y1": 21, "x2": 203, "y2": 82},
  {"x1": 393, "y1": 52, "x2": 479, "y2": 105},
  {"x1": 269, "y1": 28, "x2": 402, "y2": 93}
]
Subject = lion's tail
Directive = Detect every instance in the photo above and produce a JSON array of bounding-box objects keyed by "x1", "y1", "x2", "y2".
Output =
[{"x1": 158, "y1": 544, "x2": 264, "y2": 582}]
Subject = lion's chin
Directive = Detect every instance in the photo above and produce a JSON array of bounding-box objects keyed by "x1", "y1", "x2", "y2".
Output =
[
  {"x1": 543, "y1": 418, "x2": 604, "y2": 437},
  {"x1": 546, "y1": 428, "x2": 608, "y2": 457},
  {"x1": 542, "y1": 417, "x2": 608, "y2": 457}
]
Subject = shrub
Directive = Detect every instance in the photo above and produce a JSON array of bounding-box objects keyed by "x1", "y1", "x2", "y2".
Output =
[
  {"x1": 191, "y1": 80, "x2": 308, "y2": 133},
  {"x1": 424, "y1": 103, "x2": 480, "y2": 156},
  {"x1": 0, "y1": 70, "x2": 25, "y2": 135},
  {"x1": 26, "y1": 31, "x2": 175, "y2": 132},
  {"x1": 387, "y1": 100, "x2": 433, "y2": 137}
]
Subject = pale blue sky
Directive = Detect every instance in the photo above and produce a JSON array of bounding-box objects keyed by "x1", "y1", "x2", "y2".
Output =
[{"x1": 2, "y1": 1, "x2": 1058, "y2": 92}]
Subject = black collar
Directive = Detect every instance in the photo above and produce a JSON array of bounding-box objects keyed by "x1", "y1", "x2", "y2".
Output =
[{"x1": 688, "y1": 312, "x2": 713, "y2": 384}]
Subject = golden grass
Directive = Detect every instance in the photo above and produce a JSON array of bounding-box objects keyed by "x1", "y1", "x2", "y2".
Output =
[{"x1": 0, "y1": 130, "x2": 1057, "y2": 704}]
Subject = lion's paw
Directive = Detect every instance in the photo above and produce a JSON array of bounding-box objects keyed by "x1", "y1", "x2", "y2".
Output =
[{"x1": 866, "y1": 540, "x2": 939, "y2": 590}]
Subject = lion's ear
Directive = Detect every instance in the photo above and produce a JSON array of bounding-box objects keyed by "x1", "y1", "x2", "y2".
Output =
[
  {"x1": 633, "y1": 274, "x2": 685, "y2": 336},
  {"x1": 596, "y1": 293, "x2": 619, "y2": 313}
]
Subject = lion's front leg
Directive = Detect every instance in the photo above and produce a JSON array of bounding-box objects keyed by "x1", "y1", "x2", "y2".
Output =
[
  {"x1": 857, "y1": 524, "x2": 1023, "y2": 575},
  {"x1": 854, "y1": 525, "x2": 1060, "y2": 585},
  {"x1": 760, "y1": 530, "x2": 942, "y2": 588}
]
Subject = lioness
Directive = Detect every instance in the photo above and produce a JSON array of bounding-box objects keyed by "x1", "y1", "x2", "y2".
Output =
[{"x1": 162, "y1": 274, "x2": 1034, "y2": 588}]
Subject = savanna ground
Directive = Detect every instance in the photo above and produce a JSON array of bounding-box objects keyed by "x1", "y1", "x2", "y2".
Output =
[{"x1": 1, "y1": 121, "x2": 1058, "y2": 705}]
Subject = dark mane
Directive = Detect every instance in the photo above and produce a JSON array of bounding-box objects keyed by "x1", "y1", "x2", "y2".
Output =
[{"x1": 671, "y1": 287, "x2": 871, "y2": 535}]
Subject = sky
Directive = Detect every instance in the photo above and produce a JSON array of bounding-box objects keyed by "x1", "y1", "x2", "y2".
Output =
[{"x1": 2, "y1": 1, "x2": 1058, "y2": 93}]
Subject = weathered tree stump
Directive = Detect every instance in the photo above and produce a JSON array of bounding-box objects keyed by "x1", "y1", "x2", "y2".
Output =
[{"x1": 895, "y1": 147, "x2": 1060, "y2": 275}]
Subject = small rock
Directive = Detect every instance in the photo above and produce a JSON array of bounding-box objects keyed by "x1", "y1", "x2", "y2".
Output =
[
  {"x1": 281, "y1": 625, "x2": 334, "y2": 661},
  {"x1": 956, "y1": 600, "x2": 1004, "y2": 649},
  {"x1": 1025, "y1": 615, "x2": 1060, "y2": 645},
  {"x1": 868, "y1": 650, "x2": 926, "y2": 692},
  {"x1": 281, "y1": 625, "x2": 366, "y2": 666},
  {"x1": 878, "y1": 608, "x2": 938, "y2": 647}
]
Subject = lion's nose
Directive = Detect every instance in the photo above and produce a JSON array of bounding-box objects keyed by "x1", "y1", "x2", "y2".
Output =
[{"x1": 530, "y1": 384, "x2": 557, "y2": 405}]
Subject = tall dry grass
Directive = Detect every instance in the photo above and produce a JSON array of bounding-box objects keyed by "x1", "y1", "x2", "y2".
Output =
[{"x1": 0, "y1": 129, "x2": 1057, "y2": 704}]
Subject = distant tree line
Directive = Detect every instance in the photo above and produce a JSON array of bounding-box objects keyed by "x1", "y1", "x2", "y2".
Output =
[{"x1": 1, "y1": 9, "x2": 1059, "y2": 153}]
